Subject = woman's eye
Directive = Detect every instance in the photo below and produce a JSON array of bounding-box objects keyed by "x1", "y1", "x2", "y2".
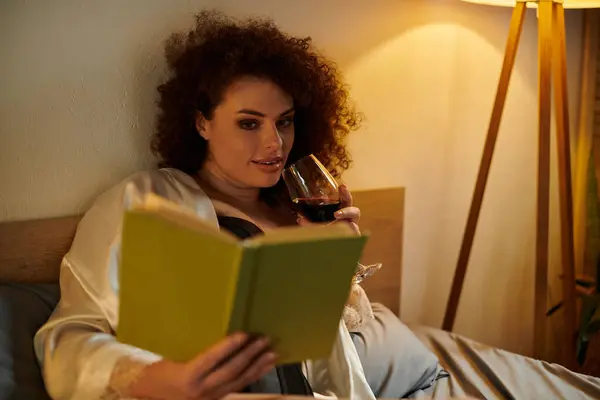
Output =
[
  {"x1": 238, "y1": 119, "x2": 259, "y2": 130},
  {"x1": 277, "y1": 118, "x2": 294, "y2": 129}
]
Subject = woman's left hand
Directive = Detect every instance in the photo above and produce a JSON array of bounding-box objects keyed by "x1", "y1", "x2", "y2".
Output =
[
  {"x1": 333, "y1": 184, "x2": 361, "y2": 235},
  {"x1": 297, "y1": 184, "x2": 361, "y2": 234}
]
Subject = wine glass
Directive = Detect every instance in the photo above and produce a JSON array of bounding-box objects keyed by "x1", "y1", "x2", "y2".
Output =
[{"x1": 283, "y1": 154, "x2": 382, "y2": 283}]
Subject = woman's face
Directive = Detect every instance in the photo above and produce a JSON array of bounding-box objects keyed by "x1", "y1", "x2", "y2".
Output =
[{"x1": 198, "y1": 76, "x2": 295, "y2": 189}]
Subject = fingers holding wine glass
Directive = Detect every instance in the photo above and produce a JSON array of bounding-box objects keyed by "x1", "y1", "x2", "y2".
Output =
[
  {"x1": 332, "y1": 184, "x2": 382, "y2": 282},
  {"x1": 339, "y1": 184, "x2": 353, "y2": 209},
  {"x1": 296, "y1": 202, "x2": 360, "y2": 235},
  {"x1": 334, "y1": 184, "x2": 360, "y2": 234}
]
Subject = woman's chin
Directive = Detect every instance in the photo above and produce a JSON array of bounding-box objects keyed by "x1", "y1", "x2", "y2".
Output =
[
  {"x1": 259, "y1": 179, "x2": 281, "y2": 189},
  {"x1": 252, "y1": 175, "x2": 283, "y2": 189}
]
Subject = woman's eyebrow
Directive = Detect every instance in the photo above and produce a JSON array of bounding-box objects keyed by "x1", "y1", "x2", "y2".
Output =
[
  {"x1": 236, "y1": 107, "x2": 295, "y2": 117},
  {"x1": 237, "y1": 109, "x2": 264, "y2": 117}
]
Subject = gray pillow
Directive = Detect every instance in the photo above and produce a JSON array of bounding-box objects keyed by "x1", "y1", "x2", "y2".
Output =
[
  {"x1": 0, "y1": 283, "x2": 59, "y2": 400},
  {"x1": 351, "y1": 303, "x2": 444, "y2": 398}
]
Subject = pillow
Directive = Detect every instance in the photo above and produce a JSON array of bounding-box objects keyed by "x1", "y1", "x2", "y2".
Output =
[
  {"x1": 350, "y1": 302, "x2": 444, "y2": 398},
  {"x1": 0, "y1": 283, "x2": 59, "y2": 400}
]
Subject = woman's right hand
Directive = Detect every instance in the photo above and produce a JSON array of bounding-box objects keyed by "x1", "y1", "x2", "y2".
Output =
[{"x1": 128, "y1": 332, "x2": 276, "y2": 400}]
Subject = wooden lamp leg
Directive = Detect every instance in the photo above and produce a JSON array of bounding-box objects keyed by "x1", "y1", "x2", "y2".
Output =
[
  {"x1": 552, "y1": 2, "x2": 577, "y2": 369},
  {"x1": 443, "y1": 3, "x2": 527, "y2": 332},
  {"x1": 535, "y1": 0, "x2": 553, "y2": 361}
]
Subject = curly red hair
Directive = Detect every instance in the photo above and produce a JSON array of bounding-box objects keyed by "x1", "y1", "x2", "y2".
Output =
[{"x1": 151, "y1": 11, "x2": 361, "y2": 192}]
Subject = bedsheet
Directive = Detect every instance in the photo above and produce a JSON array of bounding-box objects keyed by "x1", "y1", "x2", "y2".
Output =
[{"x1": 409, "y1": 326, "x2": 600, "y2": 399}]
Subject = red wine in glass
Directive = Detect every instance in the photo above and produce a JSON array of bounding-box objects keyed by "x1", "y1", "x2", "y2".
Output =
[
  {"x1": 293, "y1": 197, "x2": 341, "y2": 223},
  {"x1": 283, "y1": 154, "x2": 382, "y2": 283}
]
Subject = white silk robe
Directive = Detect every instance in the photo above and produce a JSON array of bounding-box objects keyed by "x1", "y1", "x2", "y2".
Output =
[{"x1": 33, "y1": 168, "x2": 375, "y2": 400}]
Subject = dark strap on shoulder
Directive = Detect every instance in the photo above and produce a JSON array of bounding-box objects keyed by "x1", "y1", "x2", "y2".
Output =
[
  {"x1": 217, "y1": 215, "x2": 314, "y2": 396},
  {"x1": 217, "y1": 216, "x2": 263, "y2": 239}
]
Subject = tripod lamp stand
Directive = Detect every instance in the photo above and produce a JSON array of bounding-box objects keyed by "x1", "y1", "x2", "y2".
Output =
[{"x1": 444, "y1": 0, "x2": 600, "y2": 366}]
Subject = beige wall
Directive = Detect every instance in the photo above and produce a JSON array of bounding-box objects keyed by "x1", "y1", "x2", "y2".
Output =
[
  {"x1": 342, "y1": 2, "x2": 584, "y2": 359},
  {"x1": 0, "y1": 0, "x2": 585, "y2": 357}
]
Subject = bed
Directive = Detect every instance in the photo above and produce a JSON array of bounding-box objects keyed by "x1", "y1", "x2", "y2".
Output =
[{"x1": 1, "y1": 186, "x2": 600, "y2": 399}]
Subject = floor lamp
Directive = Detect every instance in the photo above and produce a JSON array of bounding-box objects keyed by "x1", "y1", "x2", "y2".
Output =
[{"x1": 443, "y1": 0, "x2": 600, "y2": 366}]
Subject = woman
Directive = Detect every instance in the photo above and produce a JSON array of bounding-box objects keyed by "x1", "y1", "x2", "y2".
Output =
[{"x1": 34, "y1": 11, "x2": 376, "y2": 400}]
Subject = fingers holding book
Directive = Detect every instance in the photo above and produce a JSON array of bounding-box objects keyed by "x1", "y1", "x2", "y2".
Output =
[
  {"x1": 128, "y1": 332, "x2": 276, "y2": 399},
  {"x1": 195, "y1": 333, "x2": 277, "y2": 398}
]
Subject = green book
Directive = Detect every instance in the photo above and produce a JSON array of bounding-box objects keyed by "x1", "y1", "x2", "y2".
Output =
[{"x1": 117, "y1": 193, "x2": 368, "y2": 365}]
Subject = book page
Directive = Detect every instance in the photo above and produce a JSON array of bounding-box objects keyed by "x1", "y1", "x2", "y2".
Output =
[{"x1": 245, "y1": 222, "x2": 356, "y2": 247}]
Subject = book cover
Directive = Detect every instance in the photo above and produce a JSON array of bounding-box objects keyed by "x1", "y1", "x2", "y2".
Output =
[{"x1": 117, "y1": 194, "x2": 368, "y2": 364}]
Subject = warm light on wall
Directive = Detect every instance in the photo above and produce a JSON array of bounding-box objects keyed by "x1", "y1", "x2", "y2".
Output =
[
  {"x1": 445, "y1": 0, "x2": 600, "y2": 368},
  {"x1": 462, "y1": 0, "x2": 600, "y2": 8}
]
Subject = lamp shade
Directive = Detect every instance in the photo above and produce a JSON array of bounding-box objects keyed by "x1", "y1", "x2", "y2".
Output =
[{"x1": 461, "y1": 0, "x2": 600, "y2": 8}]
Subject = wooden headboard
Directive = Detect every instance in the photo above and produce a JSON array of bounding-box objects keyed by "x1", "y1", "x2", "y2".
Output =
[{"x1": 0, "y1": 187, "x2": 405, "y2": 315}]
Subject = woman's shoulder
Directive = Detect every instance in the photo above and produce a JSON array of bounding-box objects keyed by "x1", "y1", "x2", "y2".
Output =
[
  {"x1": 100, "y1": 167, "x2": 202, "y2": 202},
  {"x1": 68, "y1": 168, "x2": 218, "y2": 265},
  {"x1": 83, "y1": 168, "x2": 217, "y2": 223},
  {"x1": 117, "y1": 167, "x2": 201, "y2": 197}
]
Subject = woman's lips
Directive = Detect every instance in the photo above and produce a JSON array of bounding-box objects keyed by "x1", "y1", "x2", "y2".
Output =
[{"x1": 251, "y1": 157, "x2": 284, "y2": 173}]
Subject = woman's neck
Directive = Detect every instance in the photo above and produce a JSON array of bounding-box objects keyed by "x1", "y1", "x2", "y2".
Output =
[
  {"x1": 196, "y1": 164, "x2": 296, "y2": 229},
  {"x1": 196, "y1": 163, "x2": 260, "y2": 208}
]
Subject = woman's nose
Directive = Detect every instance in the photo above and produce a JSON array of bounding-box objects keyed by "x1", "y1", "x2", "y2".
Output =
[{"x1": 263, "y1": 123, "x2": 283, "y2": 150}]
